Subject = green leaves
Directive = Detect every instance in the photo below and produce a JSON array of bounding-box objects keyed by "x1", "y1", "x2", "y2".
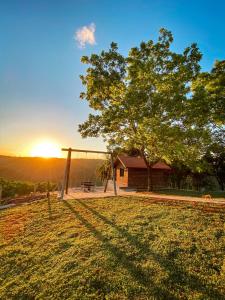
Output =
[{"x1": 191, "y1": 60, "x2": 225, "y2": 126}]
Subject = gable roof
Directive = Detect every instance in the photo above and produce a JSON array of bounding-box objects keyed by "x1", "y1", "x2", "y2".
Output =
[{"x1": 115, "y1": 155, "x2": 171, "y2": 170}]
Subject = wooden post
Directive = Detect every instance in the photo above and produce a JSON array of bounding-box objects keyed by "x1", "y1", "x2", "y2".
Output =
[
  {"x1": 65, "y1": 148, "x2": 72, "y2": 194},
  {"x1": 60, "y1": 148, "x2": 72, "y2": 200},
  {"x1": 0, "y1": 185, "x2": 2, "y2": 201},
  {"x1": 111, "y1": 154, "x2": 117, "y2": 196}
]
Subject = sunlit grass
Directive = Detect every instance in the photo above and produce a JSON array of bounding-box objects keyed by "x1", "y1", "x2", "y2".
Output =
[{"x1": 0, "y1": 196, "x2": 224, "y2": 299}]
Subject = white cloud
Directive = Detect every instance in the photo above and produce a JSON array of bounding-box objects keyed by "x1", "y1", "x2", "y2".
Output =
[{"x1": 75, "y1": 23, "x2": 96, "y2": 48}]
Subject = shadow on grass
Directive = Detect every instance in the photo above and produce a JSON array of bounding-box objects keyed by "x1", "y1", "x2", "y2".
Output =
[
  {"x1": 63, "y1": 200, "x2": 177, "y2": 299},
  {"x1": 47, "y1": 197, "x2": 52, "y2": 220},
  {"x1": 77, "y1": 199, "x2": 224, "y2": 300}
]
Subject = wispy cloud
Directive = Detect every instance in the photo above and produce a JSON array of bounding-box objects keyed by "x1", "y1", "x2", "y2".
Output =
[{"x1": 75, "y1": 23, "x2": 96, "y2": 48}]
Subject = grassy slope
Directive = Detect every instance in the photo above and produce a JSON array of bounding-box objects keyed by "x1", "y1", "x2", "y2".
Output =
[{"x1": 0, "y1": 196, "x2": 224, "y2": 300}]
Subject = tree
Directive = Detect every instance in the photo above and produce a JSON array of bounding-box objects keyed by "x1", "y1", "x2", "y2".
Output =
[
  {"x1": 97, "y1": 159, "x2": 111, "y2": 192},
  {"x1": 79, "y1": 29, "x2": 211, "y2": 190}
]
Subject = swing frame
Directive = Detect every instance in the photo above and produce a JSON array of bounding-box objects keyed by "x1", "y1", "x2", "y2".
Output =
[{"x1": 60, "y1": 148, "x2": 117, "y2": 199}]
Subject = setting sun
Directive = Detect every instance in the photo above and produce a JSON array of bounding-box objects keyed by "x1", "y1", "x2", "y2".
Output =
[{"x1": 30, "y1": 141, "x2": 61, "y2": 158}]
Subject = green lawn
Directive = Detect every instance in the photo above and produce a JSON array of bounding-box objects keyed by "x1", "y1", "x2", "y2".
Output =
[{"x1": 0, "y1": 196, "x2": 225, "y2": 299}]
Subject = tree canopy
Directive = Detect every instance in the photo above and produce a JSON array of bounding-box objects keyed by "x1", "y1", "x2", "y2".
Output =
[
  {"x1": 191, "y1": 60, "x2": 225, "y2": 126},
  {"x1": 78, "y1": 29, "x2": 224, "y2": 186}
]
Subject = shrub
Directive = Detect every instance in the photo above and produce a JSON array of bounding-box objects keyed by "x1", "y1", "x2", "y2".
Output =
[{"x1": 0, "y1": 178, "x2": 57, "y2": 198}]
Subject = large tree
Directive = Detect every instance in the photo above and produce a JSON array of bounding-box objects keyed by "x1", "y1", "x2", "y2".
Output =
[{"x1": 79, "y1": 29, "x2": 211, "y2": 190}]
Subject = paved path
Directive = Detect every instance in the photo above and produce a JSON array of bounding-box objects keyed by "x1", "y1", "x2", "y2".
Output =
[{"x1": 136, "y1": 192, "x2": 225, "y2": 205}]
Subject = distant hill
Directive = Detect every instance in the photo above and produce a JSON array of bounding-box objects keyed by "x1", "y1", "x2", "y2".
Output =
[{"x1": 0, "y1": 156, "x2": 104, "y2": 186}]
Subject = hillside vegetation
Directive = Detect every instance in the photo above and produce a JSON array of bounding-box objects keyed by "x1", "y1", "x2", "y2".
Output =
[
  {"x1": 0, "y1": 196, "x2": 224, "y2": 299},
  {"x1": 0, "y1": 156, "x2": 103, "y2": 185}
]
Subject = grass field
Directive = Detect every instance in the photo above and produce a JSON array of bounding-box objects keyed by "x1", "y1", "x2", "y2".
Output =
[{"x1": 0, "y1": 196, "x2": 225, "y2": 299}]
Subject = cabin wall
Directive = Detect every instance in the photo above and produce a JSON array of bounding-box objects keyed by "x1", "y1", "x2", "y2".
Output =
[
  {"x1": 128, "y1": 168, "x2": 170, "y2": 189},
  {"x1": 115, "y1": 162, "x2": 128, "y2": 188},
  {"x1": 115, "y1": 160, "x2": 170, "y2": 189},
  {"x1": 128, "y1": 168, "x2": 148, "y2": 188}
]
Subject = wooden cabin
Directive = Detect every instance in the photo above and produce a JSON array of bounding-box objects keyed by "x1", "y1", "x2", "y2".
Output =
[{"x1": 114, "y1": 155, "x2": 171, "y2": 190}]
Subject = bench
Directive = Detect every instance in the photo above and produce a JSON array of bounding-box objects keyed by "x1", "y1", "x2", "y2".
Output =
[{"x1": 81, "y1": 181, "x2": 95, "y2": 192}]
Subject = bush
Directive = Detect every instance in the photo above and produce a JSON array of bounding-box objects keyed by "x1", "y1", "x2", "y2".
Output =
[{"x1": 0, "y1": 178, "x2": 57, "y2": 198}]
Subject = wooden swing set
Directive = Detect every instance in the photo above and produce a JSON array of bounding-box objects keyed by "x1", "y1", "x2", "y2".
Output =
[{"x1": 60, "y1": 148, "x2": 117, "y2": 199}]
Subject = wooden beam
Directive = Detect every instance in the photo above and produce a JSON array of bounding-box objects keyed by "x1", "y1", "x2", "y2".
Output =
[
  {"x1": 65, "y1": 148, "x2": 72, "y2": 194},
  {"x1": 61, "y1": 148, "x2": 111, "y2": 155}
]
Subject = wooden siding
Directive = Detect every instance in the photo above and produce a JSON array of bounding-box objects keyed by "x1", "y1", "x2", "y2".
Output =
[
  {"x1": 128, "y1": 168, "x2": 148, "y2": 188},
  {"x1": 115, "y1": 162, "x2": 128, "y2": 188},
  {"x1": 115, "y1": 165, "x2": 170, "y2": 189}
]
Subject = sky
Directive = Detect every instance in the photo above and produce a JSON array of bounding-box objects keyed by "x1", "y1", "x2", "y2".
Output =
[{"x1": 0, "y1": 0, "x2": 225, "y2": 157}]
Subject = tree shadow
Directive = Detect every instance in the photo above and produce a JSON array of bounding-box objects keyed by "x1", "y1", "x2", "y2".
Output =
[
  {"x1": 63, "y1": 200, "x2": 177, "y2": 299},
  {"x1": 47, "y1": 197, "x2": 52, "y2": 220},
  {"x1": 77, "y1": 199, "x2": 224, "y2": 299}
]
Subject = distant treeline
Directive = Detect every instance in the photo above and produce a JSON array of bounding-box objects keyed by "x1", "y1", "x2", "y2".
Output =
[{"x1": 0, "y1": 156, "x2": 103, "y2": 186}]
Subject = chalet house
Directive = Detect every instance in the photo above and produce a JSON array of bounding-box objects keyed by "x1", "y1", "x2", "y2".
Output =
[{"x1": 114, "y1": 155, "x2": 171, "y2": 190}]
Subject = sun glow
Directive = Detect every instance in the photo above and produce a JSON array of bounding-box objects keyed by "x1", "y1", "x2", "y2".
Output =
[{"x1": 30, "y1": 141, "x2": 61, "y2": 158}]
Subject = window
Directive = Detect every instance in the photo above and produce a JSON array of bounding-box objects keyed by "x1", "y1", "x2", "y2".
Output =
[{"x1": 120, "y1": 168, "x2": 124, "y2": 177}]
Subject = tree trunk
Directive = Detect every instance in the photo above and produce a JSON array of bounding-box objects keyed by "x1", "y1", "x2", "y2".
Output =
[
  {"x1": 147, "y1": 165, "x2": 153, "y2": 191},
  {"x1": 104, "y1": 167, "x2": 111, "y2": 193},
  {"x1": 141, "y1": 150, "x2": 153, "y2": 192},
  {"x1": 104, "y1": 178, "x2": 109, "y2": 193},
  {"x1": 216, "y1": 176, "x2": 224, "y2": 191}
]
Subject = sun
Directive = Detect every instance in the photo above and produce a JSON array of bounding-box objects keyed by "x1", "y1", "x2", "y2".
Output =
[{"x1": 30, "y1": 141, "x2": 61, "y2": 158}]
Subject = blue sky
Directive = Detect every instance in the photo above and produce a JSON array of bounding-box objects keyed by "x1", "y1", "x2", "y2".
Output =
[{"x1": 0, "y1": 0, "x2": 225, "y2": 156}]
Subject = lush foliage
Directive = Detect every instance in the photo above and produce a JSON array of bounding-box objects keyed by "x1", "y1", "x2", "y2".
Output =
[
  {"x1": 191, "y1": 60, "x2": 225, "y2": 126},
  {"x1": 97, "y1": 159, "x2": 111, "y2": 182},
  {"x1": 0, "y1": 178, "x2": 57, "y2": 198},
  {"x1": 0, "y1": 196, "x2": 224, "y2": 299},
  {"x1": 79, "y1": 29, "x2": 215, "y2": 168}
]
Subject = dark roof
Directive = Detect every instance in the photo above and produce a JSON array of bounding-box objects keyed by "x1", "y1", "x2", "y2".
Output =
[{"x1": 115, "y1": 155, "x2": 171, "y2": 170}]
